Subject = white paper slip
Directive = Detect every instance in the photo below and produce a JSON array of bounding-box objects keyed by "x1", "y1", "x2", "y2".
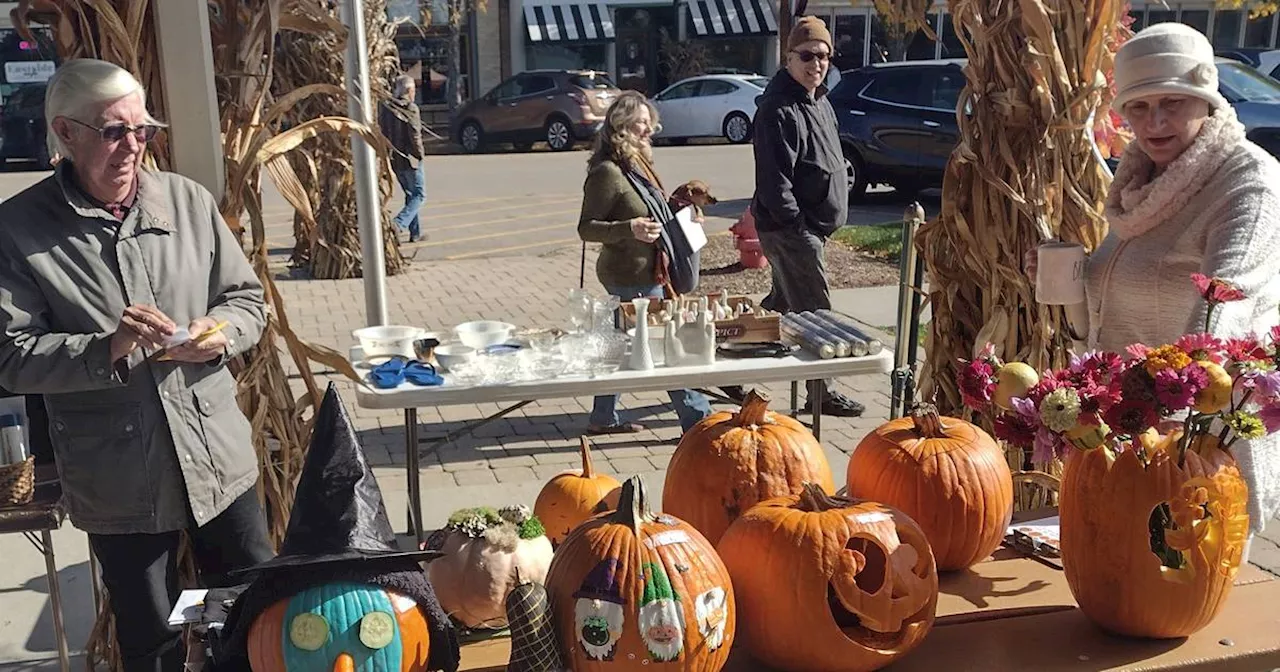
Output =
[
  {"x1": 168, "y1": 589, "x2": 209, "y2": 626},
  {"x1": 675, "y1": 206, "x2": 707, "y2": 253}
]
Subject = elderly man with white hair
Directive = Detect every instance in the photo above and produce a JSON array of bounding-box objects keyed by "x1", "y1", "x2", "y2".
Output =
[{"x1": 0, "y1": 58, "x2": 273, "y2": 671}]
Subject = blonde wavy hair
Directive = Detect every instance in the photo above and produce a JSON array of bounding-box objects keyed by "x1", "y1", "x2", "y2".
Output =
[{"x1": 587, "y1": 90, "x2": 661, "y2": 170}]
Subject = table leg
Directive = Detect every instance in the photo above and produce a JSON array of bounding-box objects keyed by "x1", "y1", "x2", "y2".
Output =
[
  {"x1": 790, "y1": 381, "x2": 799, "y2": 416},
  {"x1": 40, "y1": 530, "x2": 71, "y2": 672},
  {"x1": 88, "y1": 543, "x2": 102, "y2": 614},
  {"x1": 812, "y1": 382, "x2": 824, "y2": 441},
  {"x1": 405, "y1": 408, "x2": 424, "y2": 546}
]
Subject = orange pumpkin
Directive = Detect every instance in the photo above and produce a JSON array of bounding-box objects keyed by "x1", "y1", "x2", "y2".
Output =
[
  {"x1": 1060, "y1": 443, "x2": 1250, "y2": 638},
  {"x1": 718, "y1": 484, "x2": 937, "y2": 672},
  {"x1": 663, "y1": 389, "x2": 835, "y2": 545},
  {"x1": 847, "y1": 403, "x2": 1013, "y2": 570},
  {"x1": 534, "y1": 437, "x2": 622, "y2": 544},
  {"x1": 247, "y1": 583, "x2": 431, "y2": 671},
  {"x1": 544, "y1": 476, "x2": 735, "y2": 670}
]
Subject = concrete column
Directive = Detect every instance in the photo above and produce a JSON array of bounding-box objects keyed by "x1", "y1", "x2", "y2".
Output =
[
  {"x1": 153, "y1": 0, "x2": 224, "y2": 200},
  {"x1": 510, "y1": 0, "x2": 527, "y2": 74}
]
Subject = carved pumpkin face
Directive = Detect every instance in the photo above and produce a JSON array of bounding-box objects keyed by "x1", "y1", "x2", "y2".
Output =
[
  {"x1": 663, "y1": 389, "x2": 836, "y2": 546},
  {"x1": 247, "y1": 582, "x2": 431, "y2": 672},
  {"x1": 545, "y1": 476, "x2": 736, "y2": 670},
  {"x1": 717, "y1": 484, "x2": 937, "y2": 672},
  {"x1": 848, "y1": 404, "x2": 1014, "y2": 571},
  {"x1": 1060, "y1": 444, "x2": 1250, "y2": 638}
]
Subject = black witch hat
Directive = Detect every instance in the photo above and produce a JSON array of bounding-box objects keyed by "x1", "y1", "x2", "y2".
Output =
[
  {"x1": 232, "y1": 382, "x2": 442, "y2": 576},
  {"x1": 213, "y1": 383, "x2": 459, "y2": 671}
]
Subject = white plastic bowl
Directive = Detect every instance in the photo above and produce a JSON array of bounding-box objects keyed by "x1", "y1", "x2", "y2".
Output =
[
  {"x1": 454, "y1": 321, "x2": 516, "y2": 349},
  {"x1": 352, "y1": 325, "x2": 424, "y2": 362},
  {"x1": 433, "y1": 344, "x2": 476, "y2": 372}
]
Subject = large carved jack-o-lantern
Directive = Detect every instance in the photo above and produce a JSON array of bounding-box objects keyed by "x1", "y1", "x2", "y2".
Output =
[
  {"x1": 1060, "y1": 443, "x2": 1250, "y2": 638},
  {"x1": 718, "y1": 484, "x2": 938, "y2": 672}
]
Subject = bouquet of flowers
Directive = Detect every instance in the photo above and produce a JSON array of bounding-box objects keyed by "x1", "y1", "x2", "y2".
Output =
[{"x1": 957, "y1": 274, "x2": 1280, "y2": 468}]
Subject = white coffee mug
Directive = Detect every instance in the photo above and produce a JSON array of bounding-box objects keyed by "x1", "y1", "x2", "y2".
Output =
[{"x1": 1035, "y1": 241, "x2": 1087, "y2": 305}]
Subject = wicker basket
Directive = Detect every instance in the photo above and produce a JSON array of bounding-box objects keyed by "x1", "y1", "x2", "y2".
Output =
[{"x1": 0, "y1": 456, "x2": 35, "y2": 507}]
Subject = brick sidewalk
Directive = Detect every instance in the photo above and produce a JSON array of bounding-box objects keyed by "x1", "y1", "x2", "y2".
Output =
[{"x1": 273, "y1": 245, "x2": 895, "y2": 487}]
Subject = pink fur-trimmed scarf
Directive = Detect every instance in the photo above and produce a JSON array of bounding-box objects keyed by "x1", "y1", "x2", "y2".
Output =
[{"x1": 1105, "y1": 106, "x2": 1247, "y2": 240}]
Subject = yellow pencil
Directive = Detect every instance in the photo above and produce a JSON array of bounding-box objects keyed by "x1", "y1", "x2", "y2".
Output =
[{"x1": 157, "y1": 321, "x2": 230, "y2": 361}]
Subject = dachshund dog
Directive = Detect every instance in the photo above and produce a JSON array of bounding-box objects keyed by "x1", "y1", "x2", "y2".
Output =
[{"x1": 669, "y1": 180, "x2": 719, "y2": 221}]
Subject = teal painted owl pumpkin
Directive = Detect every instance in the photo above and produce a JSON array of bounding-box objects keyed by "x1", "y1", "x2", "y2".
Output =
[{"x1": 247, "y1": 582, "x2": 432, "y2": 672}]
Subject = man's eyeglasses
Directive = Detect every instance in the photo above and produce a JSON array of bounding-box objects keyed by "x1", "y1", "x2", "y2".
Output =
[
  {"x1": 66, "y1": 118, "x2": 162, "y2": 143},
  {"x1": 791, "y1": 50, "x2": 831, "y2": 63}
]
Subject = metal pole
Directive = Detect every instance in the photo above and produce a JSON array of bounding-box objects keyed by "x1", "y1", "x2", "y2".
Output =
[{"x1": 341, "y1": 0, "x2": 390, "y2": 327}]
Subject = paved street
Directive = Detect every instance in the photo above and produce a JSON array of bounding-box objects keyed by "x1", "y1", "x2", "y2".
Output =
[{"x1": 0, "y1": 147, "x2": 1276, "y2": 667}]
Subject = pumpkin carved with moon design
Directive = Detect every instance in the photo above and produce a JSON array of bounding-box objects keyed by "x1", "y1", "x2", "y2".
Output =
[
  {"x1": 717, "y1": 484, "x2": 938, "y2": 672},
  {"x1": 1061, "y1": 442, "x2": 1250, "y2": 638},
  {"x1": 544, "y1": 476, "x2": 735, "y2": 670}
]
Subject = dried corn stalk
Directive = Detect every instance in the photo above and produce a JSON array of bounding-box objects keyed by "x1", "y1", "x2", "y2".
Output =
[
  {"x1": 274, "y1": 0, "x2": 407, "y2": 279},
  {"x1": 880, "y1": 0, "x2": 1123, "y2": 471}
]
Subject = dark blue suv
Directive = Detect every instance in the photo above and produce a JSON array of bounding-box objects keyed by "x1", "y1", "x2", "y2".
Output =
[{"x1": 826, "y1": 60, "x2": 965, "y2": 201}]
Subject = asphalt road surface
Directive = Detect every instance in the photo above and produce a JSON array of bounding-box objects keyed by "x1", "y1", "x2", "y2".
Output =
[{"x1": 0, "y1": 145, "x2": 929, "y2": 263}]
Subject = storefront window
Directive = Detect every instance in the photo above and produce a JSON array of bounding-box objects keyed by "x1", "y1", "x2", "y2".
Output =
[
  {"x1": 0, "y1": 28, "x2": 57, "y2": 102},
  {"x1": 1244, "y1": 11, "x2": 1276, "y2": 48},
  {"x1": 700, "y1": 38, "x2": 766, "y2": 75},
  {"x1": 397, "y1": 33, "x2": 472, "y2": 105},
  {"x1": 1213, "y1": 10, "x2": 1243, "y2": 48},
  {"x1": 1147, "y1": 9, "x2": 1176, "y2": 26},
  {"x1": 906, "y1": 24, "x2": 937, "y2": 60},
  {"x1": 939, "y1": 13, "x2": 965, "y2": 58},
  {"x1": 526, "y1": 43, "x2": 609, "y2": 72},
  {"x1": 833, "y1": 14, "x2": 868, "y2": 72},
  {"x1": 1180, "y1": 9, "x2": 1209, "y2": 35}
]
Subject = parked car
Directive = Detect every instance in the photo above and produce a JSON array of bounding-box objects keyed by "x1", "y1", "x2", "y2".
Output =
[
  {"x1": 826, "y1": 60, "x2": 965, "y2": 199},
  {"x1": 1216, "y1": 57, "x2": 1280, "y2": 157},
  {"x1": 450, "y1": 69, "x2": 620, "y2": 154},
  {"x1": 830, "y1": 58, "x2": 1280, "y2": 201},
  {"x1": 1217, "y1": 48, "x2": 1280, "y2": 81},
  {"x1": 0, "y1": 84, "x2": 50, "y2": 167},
  {"x1": 651, "y1": 74, "x2": 769, "y2": 144}
]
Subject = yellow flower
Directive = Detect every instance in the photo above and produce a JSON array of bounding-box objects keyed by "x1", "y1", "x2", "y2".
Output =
[{"x1": 1145, "y1": 344, "x2": 1193, "y2": 376}]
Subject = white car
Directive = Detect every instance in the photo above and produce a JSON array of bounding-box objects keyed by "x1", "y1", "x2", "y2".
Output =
[
  {"x1": 1259, "y1": 50, "x2": 1280, "y2": 81},
  {"x1": 651, "y1": 74, "x2": 769, "y2": 144}
]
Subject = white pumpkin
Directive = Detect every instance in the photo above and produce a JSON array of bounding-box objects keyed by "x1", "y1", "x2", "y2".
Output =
[{"x1": 428, "y1": 506, "x2": 554, "y2": 629}]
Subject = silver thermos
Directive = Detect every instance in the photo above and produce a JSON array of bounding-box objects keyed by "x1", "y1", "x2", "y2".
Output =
[{"x1": 0, "y1": 414, "x2": 28, "y2": 465}]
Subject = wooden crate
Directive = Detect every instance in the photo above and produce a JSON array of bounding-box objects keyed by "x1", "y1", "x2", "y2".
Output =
[{"x1": 619, "y1": 294, "x2": 780, "y2": 343}]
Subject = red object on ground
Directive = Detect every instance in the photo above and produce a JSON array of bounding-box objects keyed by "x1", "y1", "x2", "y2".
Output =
[{"x1": 730, "y1": 207, "x2": 769, "y2": 269}]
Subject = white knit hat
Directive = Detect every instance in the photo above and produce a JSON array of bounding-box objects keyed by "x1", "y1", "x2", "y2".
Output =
[{"x1": 1113, "y1": 22, "x2": 1228, "y2": 111}]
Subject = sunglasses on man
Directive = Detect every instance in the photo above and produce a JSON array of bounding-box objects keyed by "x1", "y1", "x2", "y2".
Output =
[
  {"x1": 67, "y1": 118, "x2": 162, "y2": 143},
  {"x1": 791, "y1": 49, "x2": 831, "y2": 63}
]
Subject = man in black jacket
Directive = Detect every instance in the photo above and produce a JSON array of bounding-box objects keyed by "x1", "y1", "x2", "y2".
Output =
[
  {"x1": 751, "y1": 15, "x2": 864, "y2": 417},
  {"x1": 379, "y1": 74, "x2": 427, "y2": 242}
]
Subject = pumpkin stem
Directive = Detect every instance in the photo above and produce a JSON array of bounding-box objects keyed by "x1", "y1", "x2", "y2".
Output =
[
  {"x1": 735, "y1": 389, "x2": 772, "y2": 426},
  {"x1": 797, "y1": 483, "x2": 850, "y2": 512},
  {"x1": 579, "y1": 436, "x2": 596, "y2": 478},
  {"x1": 910, "y1": 402, "x2": 947, "y2": 439},
  {"x1": 611, "y1": 476, "x2": 649, "y2": 537}
]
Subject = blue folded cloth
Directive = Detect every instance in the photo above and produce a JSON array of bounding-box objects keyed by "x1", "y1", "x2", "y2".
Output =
[{"x1": 370, "y1": 357, "x2": 443, "y2": 389}]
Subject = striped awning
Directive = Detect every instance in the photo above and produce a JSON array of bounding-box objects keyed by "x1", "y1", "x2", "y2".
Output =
[
  {"x1": 524, "y1": 1, "x2": 616, "y2": 43},
  {"x1": 687, "y1": 0, "x2": 779, "y2": 37}
]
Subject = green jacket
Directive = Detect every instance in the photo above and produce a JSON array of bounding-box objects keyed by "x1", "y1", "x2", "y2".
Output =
[
  {"x1": 0, "y1": 163, "x2": 266, "y2": 534},
  {"x1": 577, "y1": 160, "x2": 658, "y2": 289}
]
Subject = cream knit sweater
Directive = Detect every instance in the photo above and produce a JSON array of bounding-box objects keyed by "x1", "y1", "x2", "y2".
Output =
[{"x1": 1084, "y1": 106, "x2": 1280, "y2": 535}]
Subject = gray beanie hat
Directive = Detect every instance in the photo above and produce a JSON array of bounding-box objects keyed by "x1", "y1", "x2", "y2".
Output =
[{"x1": 1113, "y1": 23, "x2": 1227, "y2": 111}]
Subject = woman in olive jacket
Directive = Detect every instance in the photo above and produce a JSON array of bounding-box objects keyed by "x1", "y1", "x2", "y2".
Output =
[{"x1": 576, "y1": 91, "x2": 712, "y2": 434}]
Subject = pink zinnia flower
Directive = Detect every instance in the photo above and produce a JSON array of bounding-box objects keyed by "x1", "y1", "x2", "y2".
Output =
[
  {"x1": 1126, "y1": 343, "x2": 1152, "y2": 360},
  {"x1": 1225, "y1": 336, "x2": 1268, "y2": 362},
  {"x1": 1154, "y1": 368, "x2": 1195, "y2": 411},
  {"x1": 1260, "y1": 404, "x2": 1280, "y2": 433},
  {"x1": 1242, "y1": 370, "x2": 1280, "y2": 401},
  {"x1": 1270, "y1": 325, "x2": 1280, "y2": 345},
  {"x1": 1174, "y1": 333, "x2": 1225, "y2": 364},
  {"x1": 958, "y1": 359, "x2": 996, "y2": 409},
  {"x1": 1191, "y1": 273, "x2": 1247, "y2": 303},
  {"x1": 1104, "y1": 399, "x2": 1160, "y2": 436}
]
